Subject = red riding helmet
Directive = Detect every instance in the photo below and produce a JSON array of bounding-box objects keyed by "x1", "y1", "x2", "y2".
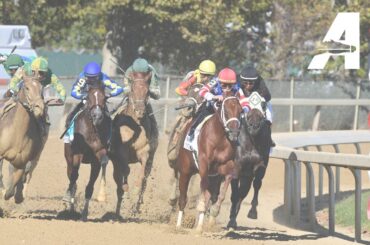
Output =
[{"x1": 218, "y1": 68, "x2": 236, "y2": 84}]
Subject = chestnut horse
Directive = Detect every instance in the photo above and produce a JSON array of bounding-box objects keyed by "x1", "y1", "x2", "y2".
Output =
[
  {"x1": 227, "y1": 92, "x2": 271, "y2": 229},
  {"x1": 63, "y1": 83, "x2": 111, "y2": 221},
  {"x1": 110, "y1": 72, "x2": 158, "y2": 217},
  {"x1": 175, "y1": 95, "x2": 242, "y2": 233},
  {"x1": 167, "y1": 83, "x2": 204, "y2": 205}
]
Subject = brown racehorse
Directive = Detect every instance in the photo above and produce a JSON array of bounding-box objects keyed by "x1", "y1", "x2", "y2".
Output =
[
  {"x1": 110, "y1": 72, "x2": 158, "y2": 217},
  {"x1": 0, "y1": 74, "x2": 46, "y2": 203},
  {"x1": 167, "y1": 83, "x2": 204, "y2": 205},
  {"x1": 175, "y1": 94, "x2": 242, "y2": 233},
  {"x1": 63, "y1": 83, "x2": 111, "y2": 221}
]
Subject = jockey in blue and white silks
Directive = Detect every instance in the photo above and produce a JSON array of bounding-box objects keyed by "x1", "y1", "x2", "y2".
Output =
[{"x1": 64, "y1": 62, "x2": 123, "y2": 143}]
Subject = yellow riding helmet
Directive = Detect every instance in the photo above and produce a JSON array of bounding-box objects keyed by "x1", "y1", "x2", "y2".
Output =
[
  {"x1": 198, "y1": 60, "x2": 216, "y2": 75},
  {"x1": 31, "y1": 57, "x2": 48, "y2": 72}
]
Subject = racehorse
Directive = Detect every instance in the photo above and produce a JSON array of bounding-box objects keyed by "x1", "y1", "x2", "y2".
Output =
[
  {"x1": 63, "y1": 83, "x2": 111, "y2": 221},
  {"x1": 110, "y1": 71, "x2": 158, "y2": 217},
  {"x1": 167, "y1": 83, "x2": 204, "y2": 205},
  {"x1": 0, "y1": 74, "x2": 47, "y2": 203},
  {"x1": 175, "y1": 94, "x2": 242, "y2": 233},
  {"x1": 227, "y1": 92, "x2": 271, "y2": 230}
]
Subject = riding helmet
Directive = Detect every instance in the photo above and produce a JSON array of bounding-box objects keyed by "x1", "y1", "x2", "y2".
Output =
[
  {"x1": 218, "y1": 68, "x2": 237, "y2": 84},
  {"x1": 132, "y1": 58, "x2": 149, "y2": 73},
  {"x1": 4, "y1": 54, "x2": 24, "y2": 70},
  {"x1": 198, "y1": 60, "x2": 216, "y2": 75},
  {"x1": 240, "y1": 66, "x2": 259, "y2": 81},
  {"x1": 31, "y1": 57, "x2": 48, "y2": 72},
  {"x1": 84, "y1": 62, "x2": 101, "y2": 77}
]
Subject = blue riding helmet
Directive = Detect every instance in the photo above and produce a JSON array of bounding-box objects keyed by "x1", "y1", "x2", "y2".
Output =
[{"x1": 84, "y1": 62, "x2": 101, "y2": 77}]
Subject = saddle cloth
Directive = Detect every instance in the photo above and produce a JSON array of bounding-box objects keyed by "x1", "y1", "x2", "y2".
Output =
[
  {"x1": 63, "y1": 110, "x2": 83, "y2": 143},
  {"x1": 183, "y1": 115, "x2": 213, "y2": 169}
]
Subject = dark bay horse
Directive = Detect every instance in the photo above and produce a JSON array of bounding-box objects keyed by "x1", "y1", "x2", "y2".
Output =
[
  {"x1": 63, "y1": 83, "x2": 111, "y2": 221},
  {"x1": 0, "y1": 75, "x2": 46, "y2": 203},
  {"x1": 167, "y1": 83, "x2": 204, "y2": 205},
  {"x1": 110, "y1": 72, "x2": 158, "y2": 217},
  {"x1": 227, "y1": 92, "x2": 271, "y2": 230},
  {"x1": 175, "y1": 95, "x2": 242, "y2": 233}
]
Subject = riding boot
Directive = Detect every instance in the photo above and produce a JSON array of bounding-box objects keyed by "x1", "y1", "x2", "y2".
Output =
[
  {"x1": 65, "y1": 101, "x2": 84, "y2": 128},
  {"x1": 188, "y1": 103, "x2": 213, "y2": 140}
]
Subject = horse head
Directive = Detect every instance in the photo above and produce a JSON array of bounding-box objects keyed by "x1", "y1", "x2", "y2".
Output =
[
  {"x1": 245, "y1": 92, "x2": 266, "y2": 136},
  {"x1": 217, "y1": 95, "x2": 242, "y2": 142},
  {"x1": 18, "y1": 74, "x2": 45, "y2": 119},
  {"x1": 85, "y1": 83, "x2": 107, "y2": 127},
  {"x1": 128, "y1": 72, "x2": 150, "y2": 119}
]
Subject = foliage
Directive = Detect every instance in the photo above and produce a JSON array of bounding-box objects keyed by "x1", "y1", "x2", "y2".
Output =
[{"x1": 0, "y1": 0, "x2": 369, "y2": 78}]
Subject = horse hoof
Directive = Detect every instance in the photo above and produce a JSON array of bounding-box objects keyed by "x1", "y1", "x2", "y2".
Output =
[
  {"x1": 227, "y1": 219, "x2": 237, "y2": 230},
  {"x1": 247, "y1": 210, "x2": 257, "y2": 219},
  {"x1": 4, "y1": 190, "x2": 14, "y2": 201},
  {"x1": 14, "y1": 193, "x2": 24, "y2": 204},
  {"x1": 195, "y1": 227, "x2": 203, "y2": 235}
]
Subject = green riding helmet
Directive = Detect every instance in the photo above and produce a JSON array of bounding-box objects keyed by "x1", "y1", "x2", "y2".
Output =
[
  {"x1": 31, "y1": 57, "x2": 48, "y2": 72},
  {"x1": 4, "y1": 54, "x2": 24, "y2": 71},
  {"x1": 132, "y1": 58, "x2": 149, "y2": 73}
]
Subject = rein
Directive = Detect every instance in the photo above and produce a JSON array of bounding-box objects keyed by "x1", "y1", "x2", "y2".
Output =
[{"x1": 218, "y1": 96, "x2": 241, "y2": 133}]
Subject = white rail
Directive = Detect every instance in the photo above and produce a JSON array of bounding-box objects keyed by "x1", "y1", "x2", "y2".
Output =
[{"x1": 271, "y1": 130, "x2": 370, "y2": 242}]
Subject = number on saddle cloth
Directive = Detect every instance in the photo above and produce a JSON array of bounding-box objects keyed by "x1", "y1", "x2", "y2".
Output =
[{"x1": 247, "y1": 92, "x2": 266, "y2": 113}]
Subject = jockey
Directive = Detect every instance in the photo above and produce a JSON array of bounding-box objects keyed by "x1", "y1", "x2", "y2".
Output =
[
  {"x1": 123, "y1": 58, "x2": 160, "y2": 99},
  {"x1": 187, "y1": 67, "x2": 248, "y2": 140},
  {"x1": 1, "y1": 54, "x2": 33, "y2": 98},
  {"x1": 175, "y1": 59, "x2": 216, "y2": 96},
  {"x1": 120, "y1": 57, "x2": 159, "y2": 145},
  {"x1": 30, "y1": 57, "x2": 66, "y2": 103},
  {"x1": 68, "y1": 62, "x2": 123, "y2": 119},
  {"x1": 64, "y1": 62, "x2": 123, "y2": 143},
  {"x1": 238, "y1": 65, "x2": 275, "y2": 147}
]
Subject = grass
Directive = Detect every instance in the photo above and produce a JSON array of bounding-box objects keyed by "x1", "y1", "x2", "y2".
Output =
[{"x1": 335, "y1": 190, "x2": 370, "y2": 232}]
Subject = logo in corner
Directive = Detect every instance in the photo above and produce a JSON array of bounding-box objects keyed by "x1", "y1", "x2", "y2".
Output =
[{"x1": 308, "y1": 12, "x2": 360, "y2": 70}]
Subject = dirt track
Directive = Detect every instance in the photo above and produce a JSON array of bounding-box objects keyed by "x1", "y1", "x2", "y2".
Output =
[{"x1": 0, "y1": 133, "x2": 369, "y2": 245}]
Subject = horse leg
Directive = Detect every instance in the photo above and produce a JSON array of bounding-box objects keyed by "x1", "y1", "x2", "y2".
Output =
[
  {"x1": 169, "y1": 169, "x2": 179, "y2": 207},
  {"x1": 81, "y1": 159, "x2": 101, "y2": 221},
  {"x1": 138, "y1": 149, "x2": 154, "y2": 205},
  {"x1": 0, "y1": 158, "x2": 4, "y2": 191},
  {"x1": 97, "y1": 162, "x2": 107, "y2": 202},
  {"x1": 209, "y1": 174, "x2": 232, "y2": 226},
  {"x1": 195, "y1": 161, "x2": 210, "y2": 234},
  {"x1": 132, "y1": 151, "x2": 149, "y2": 214},
  {"x1": 176, "y1": 171, "x2": 192, "y2": 229},
  {"x1": 227, "y1": 175, "x2": 253, "y2": 229},
  {"x1": 248, "y1": 166, "x2": 267, "y2": 219},
  {"x1": 63, "y1": 143, "x2": 77, "y2": 203},
  {"x1": 112, "y1": 158, "x2": 124, "y2": 217},
  {"x1": 4, "y1": 165, "x2": 24, "y2": 202},
  {"x1": 14, "y1": 174, "x2": 25, "y2": 204},
  {"x1": 65, "y1": 154, "x2": 82, "y2": 210},
  {"x1": 22, "y1": 160, "x2": 37, "y2": 198}
]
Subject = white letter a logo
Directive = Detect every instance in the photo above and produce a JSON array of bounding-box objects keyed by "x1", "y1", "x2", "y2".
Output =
[{"x1": 308, "y1": 13, "x2": 359, "y2": 70}]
